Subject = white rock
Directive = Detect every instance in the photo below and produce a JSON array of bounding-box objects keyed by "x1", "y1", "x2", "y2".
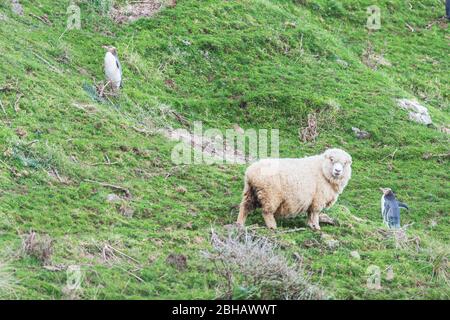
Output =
[
  {"x1": 321, "y1": 233, "x2": 340, "y2": 250},
  {"x1": 106, "y1": 194, "x2": 122, "y2": 203},
  {"x1": 397, "y1": 99, "x2": 432, "y2": 125},
  {"x1": 408, "y1": 112, "x2": 432, "y2": 125}
]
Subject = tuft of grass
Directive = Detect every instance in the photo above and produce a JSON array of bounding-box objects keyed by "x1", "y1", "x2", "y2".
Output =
[{"x1": 21, "y1": 231, "x2": 54, "y2": 264}]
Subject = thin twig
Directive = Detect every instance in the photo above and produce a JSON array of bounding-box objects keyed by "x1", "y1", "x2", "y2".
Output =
[
  {"x1": 83, "y1": 179, "x2": 131, "y2": 198},
  {"x1": 116, "y1": 265, "x2": 144, "y2": 283},
  {"x1": 107, "y1": 245, "x2": 140, "y2": 265},
  {"x1": 24, "y1": 139, "x2": 39, "y2": 147},
  {"x1": 276, "y1": 227, "x2": 307, "y2": 234},
  {"x1": 29, "y1": 13, "x2": 52, "y2": 25},
  {"x1": 31, "y1": 52, "x2": 62, "y2": 74},
  {"x1": 51, "y1": 167, "x2": 63, "y2": 183},
  {"x1": 14, "y1": 94, "x2": 22, "y2": 113},
  {"x1": 89, "y1": 161, "x2": 119, "y2": 166},
  {"x1": 405, "y1": 23, "x2": 415, "y2": 32}
]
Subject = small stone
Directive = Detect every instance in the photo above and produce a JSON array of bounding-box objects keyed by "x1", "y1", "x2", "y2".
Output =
[
  {"x1": 321, "y1": 233, "x2": 339, "y2": 250},
  {"x1": 284, "y1": 21, "x2": 297, "y2": 28},
  {"x1": 326, "y1": 239, "x2": 339, "y2": 250},
  {"x1": 352, "y1": 127, "x2": 371, "y2": 139},
  {"x1": 439, "y1": 126, "x2": 450, "y2": 135},
  {"x1": 11, "y1": 0, "x2": 24, "y2": 16},
  {"x1": 106, "y1": 194, "x2": 122, "y2": 203},
  {"x1": 350, "y1": 250, "x2": 361, "y2": 260},
  {"x1": 176, "y1": 186, "x2": 187, "y2": 194}
]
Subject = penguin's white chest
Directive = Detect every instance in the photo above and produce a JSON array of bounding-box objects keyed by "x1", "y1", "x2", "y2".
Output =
[{"x1": 104, "y1": 52, "x2": 121, "y2": 88}]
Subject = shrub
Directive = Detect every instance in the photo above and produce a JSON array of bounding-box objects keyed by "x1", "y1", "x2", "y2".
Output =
[{"x1": 203, "y1": 229, "x2": 327, "y2": 300}]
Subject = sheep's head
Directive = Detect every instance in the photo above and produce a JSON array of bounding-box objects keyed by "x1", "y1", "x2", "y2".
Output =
[{"x1": 321, "y1": 148, "x2": 352, "y2": 184}]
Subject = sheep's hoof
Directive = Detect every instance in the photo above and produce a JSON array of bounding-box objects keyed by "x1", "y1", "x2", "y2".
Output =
[
  {"x1": 308, "y1": 222, "x2": 321, "y2": 231},
  {"x1": 319, "y1": 213, "x2": 336, "y2": 225}
]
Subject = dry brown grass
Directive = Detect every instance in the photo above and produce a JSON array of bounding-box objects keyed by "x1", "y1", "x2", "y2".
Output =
[
  {"x1": 203, "y1": 229, "x2": 327, "y2": 300},
  {"x1": 21, "y1": 231, "x2": 53, "y2": 264}
]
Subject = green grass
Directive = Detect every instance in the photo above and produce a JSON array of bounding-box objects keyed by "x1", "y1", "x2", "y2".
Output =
[{"x1": 0, "y1": 0, "x2": 448, "y2": 299}]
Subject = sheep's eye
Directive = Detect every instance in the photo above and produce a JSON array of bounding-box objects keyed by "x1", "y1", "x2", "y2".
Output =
[{"x1": 329, "y1": 157, "x2": 334, "y2": 162}]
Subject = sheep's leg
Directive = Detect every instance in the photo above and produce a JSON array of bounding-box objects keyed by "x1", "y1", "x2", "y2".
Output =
[
  {"x1": 237, "y1": 202, "x2": 250, "y2": 226},
  {"x1": 307, "y1": 211, "x2": 321, "y2": 231},
  {"x1": 236, "y1": 183, "x2": 254, "y2": 226},
  {"x1": 262, "y1": 211, "x2": 277, "y2": 230}
]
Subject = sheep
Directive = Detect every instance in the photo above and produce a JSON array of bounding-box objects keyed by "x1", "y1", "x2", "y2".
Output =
[{"x1": 236, "y1": 148, "x2": 352, "y2": 231}]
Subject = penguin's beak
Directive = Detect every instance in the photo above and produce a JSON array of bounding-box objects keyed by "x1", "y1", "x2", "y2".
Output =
[{"x1": 379, "y1": 187, "x2": 390, "y2": 195}]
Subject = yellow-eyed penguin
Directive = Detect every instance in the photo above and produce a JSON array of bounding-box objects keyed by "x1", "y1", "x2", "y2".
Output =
[
  {"x1": 380, "y1": 188, "x2": 409, "y2": 229},
  {"x1": 103, "y1": 45, "x2": 122, "y2": 91}
]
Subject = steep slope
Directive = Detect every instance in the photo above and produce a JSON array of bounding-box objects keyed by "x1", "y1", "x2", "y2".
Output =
[{"x1": 0, "y1": 0, "x2": 448, "y2": 299}]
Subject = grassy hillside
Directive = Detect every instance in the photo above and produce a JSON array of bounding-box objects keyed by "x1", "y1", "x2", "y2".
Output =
[{"x1": 0, "y1": 0, "x2": 448, "y2": 299}]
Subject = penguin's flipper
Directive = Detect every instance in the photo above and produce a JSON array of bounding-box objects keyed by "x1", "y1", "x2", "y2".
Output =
[{"x1": 397, "y1": 201, "x2": 409, "y2": 210}]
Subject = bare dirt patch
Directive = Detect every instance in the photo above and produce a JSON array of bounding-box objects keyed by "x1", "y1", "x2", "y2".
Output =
[
  {"x1": 110, "y1": 1, "x2": 176, "y2": 24},
  {"x1": 166, "y1": 253, "x2": 187, "y2": 270},
  {"x1": 163, "y1": 127, "x2": 253, "y2": 165}
]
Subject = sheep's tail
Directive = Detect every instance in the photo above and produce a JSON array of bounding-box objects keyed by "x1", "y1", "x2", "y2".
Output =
[{"x1": 236, "y1": 179, "x2": 258, "y2": 226}]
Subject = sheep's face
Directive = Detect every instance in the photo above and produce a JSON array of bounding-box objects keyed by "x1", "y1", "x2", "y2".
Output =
[{"x1": 322, "y1": 148, "x2": 352, "y2": 181}]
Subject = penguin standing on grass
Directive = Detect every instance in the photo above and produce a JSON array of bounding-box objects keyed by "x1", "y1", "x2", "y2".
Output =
[
  {"x1": 102, "y1": 45, "x2": 122, "y2": 92},
  {"x1": 380, "y1": 188, "x2": 409, "y2": 229}
]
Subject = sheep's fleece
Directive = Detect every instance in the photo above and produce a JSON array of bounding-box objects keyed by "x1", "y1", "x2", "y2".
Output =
[{"x1": 237, "y1": 148, "x2": 352, "y2": 230}]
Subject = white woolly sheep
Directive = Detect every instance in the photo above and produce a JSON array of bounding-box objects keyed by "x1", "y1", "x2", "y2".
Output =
[{"x1": 236, "y1": 148, "x2": 352, "y2": 230}]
